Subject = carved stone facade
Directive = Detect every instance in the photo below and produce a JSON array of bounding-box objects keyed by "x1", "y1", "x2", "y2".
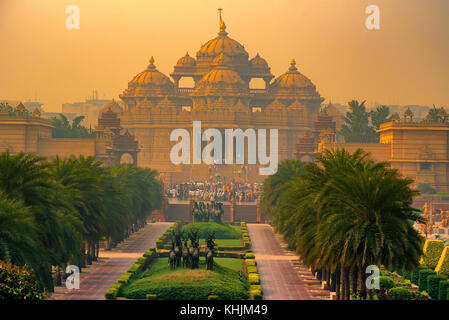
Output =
[{"x1": 117, "y1": 16, "x2": 324, "y2": 183}]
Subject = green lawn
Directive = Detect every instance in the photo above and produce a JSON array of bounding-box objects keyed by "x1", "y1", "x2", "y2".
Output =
[
  {"x1": 120, "y1": 257, "x2": 248, "y2": 300},
  {"x1": 199, "y1": 238, "x2": 242, "y2": 247}
]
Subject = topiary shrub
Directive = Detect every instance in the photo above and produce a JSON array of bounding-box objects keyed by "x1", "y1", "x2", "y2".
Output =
[
  {"x1": 245, "y1": 259, "x2": 256, "y2": 267},
  {"x1": 247, "y1": 266, "x2": 258, "y2": 274},
  {"x1": 245, "y1": 253, "x2": 255, "y2": 259},
  {"x1": 438, "y1": 280, "x2": 449, "y2": 300},
  {"x1": 420, "y1": 240, "x2": 445, "y2": 269},
  {"x1": 418, "y1": 269, "x2": 436, "y2": 292},
  {"x1": 435, "y1": 247, "x2": 449, "y2": 276},
  {"x1": 427, "y1": 275, "x2": 447, "y2": 299},
  {"x1": 250, "y1": 290, "x2": 262, "y2": 300},
  {"x1": 248, "y1": 273, "x2": 260, "y2": 285},
  {"x1": 412, "y1": 265, "x2": 429, "y2": 285},
  {"x1": 0, "y1": 262, "x2": 46, "y2": 300},
  {"x1": 145, "y1": 294, "x2": 157, "y2": 300},
  {"x1": 156, "y1": 240, "x2": 164, "y2": 249},
  {"x1": 208, "y1": 295, "x2": 219, "y2": 300},
  {"x1": 375, "y1": 276, "x2": 395, "y2": 289}
]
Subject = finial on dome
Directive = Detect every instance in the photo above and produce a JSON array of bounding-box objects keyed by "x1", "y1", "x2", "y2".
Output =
[
  {"x1": 218, "y1": 8, "x2": 227, "y2": 36},
  {"x1": 289, "y1": 58, "x2": 298, "y2": 71},
  {"x1": 147, "y1": 56, "x2": 156, "y2": 70}
]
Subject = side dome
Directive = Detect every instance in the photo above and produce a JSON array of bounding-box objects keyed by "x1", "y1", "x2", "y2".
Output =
[
  {"x1": 192, "y1": 53, "x2": 249, "y2": 97},
  {"x1": 176, "y1": 52, "x2": 196, "y2": 67},
  {"x1": 120, "y1": 57, "x2": 175, "y2": 98},
  {"x1": 250, "y1": 53, "x2": 269, "y2": 68},
  {"x1": 269, "y1": 59, "x2": 323, "y2": 101}
]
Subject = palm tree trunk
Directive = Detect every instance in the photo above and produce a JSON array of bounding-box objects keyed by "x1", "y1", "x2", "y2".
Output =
[
  {"x1": 360, "y1": 265, "x2": 367, "y2": 299},
  {"x1": 340, "y1": 267, "x2": 346, "y2": 300},
  {"x1": 344, "y1": 268, "x2": 350, "y2": 300},
  {"x1": 326, "y1": 269, "x2": 331, "y2": 290},
  {"x1": 336, "y1": 270, "x2": 341, "y2": 300},
  {"x1": 351, "y1": 268, "x2": 358, "y2": 297}
]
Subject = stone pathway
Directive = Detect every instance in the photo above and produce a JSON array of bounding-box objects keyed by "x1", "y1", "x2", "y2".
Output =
[
  {"x1": 50, "y1": 222, "x2": 173, "y2": 300},
  {"x1": 247, "y1": 224, "x2": 327, "y2": 300}
]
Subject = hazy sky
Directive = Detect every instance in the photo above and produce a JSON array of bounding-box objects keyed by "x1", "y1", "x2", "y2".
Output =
[{"x1": 0, "y1": 0, "x2": 448, "y2": 112}]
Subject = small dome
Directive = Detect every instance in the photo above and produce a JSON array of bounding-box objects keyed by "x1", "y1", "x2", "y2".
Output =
[
  {"x1": 15, "y1": 102, "x2": 27, "y2": 112},
  {"x1": 122, "y1": 57, "x2": 175, "y2": 98},
  {"x1": 100, "y1": 99, "x2": 122, "y2": 115},
  {"x1": 32, "y1": 108, "x2": 41, "y2": 117},
  {"x1": 250, "y1": 53, "x2": 268, "y2": 68},
  {"x1": 269, "y1": 59, "x2": 322, "y2": 101},
  {"x1": 176, "y1": 52, "x2": 196, "y2": 67}
]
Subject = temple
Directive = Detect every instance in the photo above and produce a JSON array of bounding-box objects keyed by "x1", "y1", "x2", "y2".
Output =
[{"x1": 118, "y1": 12, "x2": 323, "y2": 183}]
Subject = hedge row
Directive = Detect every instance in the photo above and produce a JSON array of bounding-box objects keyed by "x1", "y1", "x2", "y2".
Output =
[
  {"x1": 105, "y1": 248, "x2": 157, "y2": 299},
  {"x1": 156, "y1": 221, "x2": 183, "y2": 249},
  {"x1": 241, "y1": 221, "x2": 262, "y2": 300}
]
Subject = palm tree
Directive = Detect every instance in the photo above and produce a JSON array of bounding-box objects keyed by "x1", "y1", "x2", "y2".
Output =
[{"x1": 264, "y1": 148, "x2": 425, "y2": 300}]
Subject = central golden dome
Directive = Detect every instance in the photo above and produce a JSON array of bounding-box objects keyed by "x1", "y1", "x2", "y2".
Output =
[{"x1": 197, "y1": 20, "x2": 248, "y2": 60}]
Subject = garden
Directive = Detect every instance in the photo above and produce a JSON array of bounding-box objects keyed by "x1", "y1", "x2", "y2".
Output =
[{"x1": 105, "y1": 221, "x2": 262, "y2": 300}]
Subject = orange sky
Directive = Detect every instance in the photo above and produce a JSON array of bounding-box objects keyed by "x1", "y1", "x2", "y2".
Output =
[{"x1": 0, "y1": 0, "x2": 448, "y2": 112}]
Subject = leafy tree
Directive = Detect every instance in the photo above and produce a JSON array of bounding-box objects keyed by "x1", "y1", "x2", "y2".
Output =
[
  {"x1": 51, "y1": 114, "x2": 96, "y2": 138},
  {"x1": 370, "y1": 105, "x2": 391, "y2": 130},
  {"x1": 340, "y1": 100, "x2": 377, "y2": 143}
]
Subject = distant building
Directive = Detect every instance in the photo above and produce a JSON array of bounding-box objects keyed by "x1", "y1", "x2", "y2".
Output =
[
  {"x1": 296, "y1": 107, "x2": 449, "y2": 192},
  {"x1": 62, "y1": 92, "x2": 120, "y2": 128}
]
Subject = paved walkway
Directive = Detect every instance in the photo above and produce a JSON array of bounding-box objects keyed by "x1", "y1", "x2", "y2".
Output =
[
  {"x1": 247, "y1": 224, "x2": 318, "y2": 300},
  {"x1": 50, "y1": 222, "x2": 173, "y2": 300}
]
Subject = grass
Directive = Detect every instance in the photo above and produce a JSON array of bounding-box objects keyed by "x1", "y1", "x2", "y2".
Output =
[
  {"x1": 181, "y1": 222, "x2": 241, "y2": 239},
  {"x1": 120, "y1": 258, "x2": 248, "y2": 300},
  {"x1": 199, "y1": 239, "x2": 242, "y2": 247}
]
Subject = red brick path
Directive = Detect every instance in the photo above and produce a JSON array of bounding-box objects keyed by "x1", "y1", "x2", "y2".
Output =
[
  {"x1": 247, "y1": 224, "x2": 316, "y2": 300},
  {"x1": 50, "y1": 222, "x2": 173, "y2": 300}
]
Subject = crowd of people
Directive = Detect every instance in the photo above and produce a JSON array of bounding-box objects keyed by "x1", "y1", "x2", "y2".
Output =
[{"x1": 166, "y1": 181, "x2": 261, "y2": 202}]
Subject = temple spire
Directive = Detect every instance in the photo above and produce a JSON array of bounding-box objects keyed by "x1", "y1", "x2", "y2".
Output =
[{"x1": 218, "y1": 8, "x2": 227, "y2": 36}]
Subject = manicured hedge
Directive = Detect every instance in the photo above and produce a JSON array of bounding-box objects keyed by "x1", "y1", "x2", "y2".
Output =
[
  {"x1": 247, "y1": 266, "x2": 258, "y2": 274},
  {"x1": 427, "y1": 275, "x2": 447, "y2": 299},
  {"x1": 418, "y1": 269, "x2": 436, "y2": 292},
  {"x1": 216, "y1": 251, "x2": 245, "y2": 259},
  {"x1": 181, "y1": 222, "x2": 241, "y2": 239},
  {"x1": 146, "y1": 294, "x2": 157, "y2": 300},
  {"x1": 245, "y1": 259, "x2": 256, "y2": 267},
  {"x1": 250, "y1": 290, "x2": 262, "y2": 300},
  {"x1": 245, "y1": 253, "x2": 255, "y2": 259},
  {"x1": 435, "y1": 247, "x2": 449, "y2": 276},
  {"x1": 412, "y1": 265, "x2": 429, "y2": 285},
  {"x1": 376, "y1": 276, "x2": 395, "y2": 289},
  {"x1": 420, "y1": 240, "x2": 445, "y2": 269},
  {"x1": 250, "y1": 284, "x2": 262, "y2": 293},
  {"x1": 248, "y1": 273, "x2": 260, "y2": 285},
  {"x1": 438, "y1": 280, "x2": 449, "y2": 300},
  {"x1": 208, "y1": 295, "x2": 219, "y2": 300}
]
